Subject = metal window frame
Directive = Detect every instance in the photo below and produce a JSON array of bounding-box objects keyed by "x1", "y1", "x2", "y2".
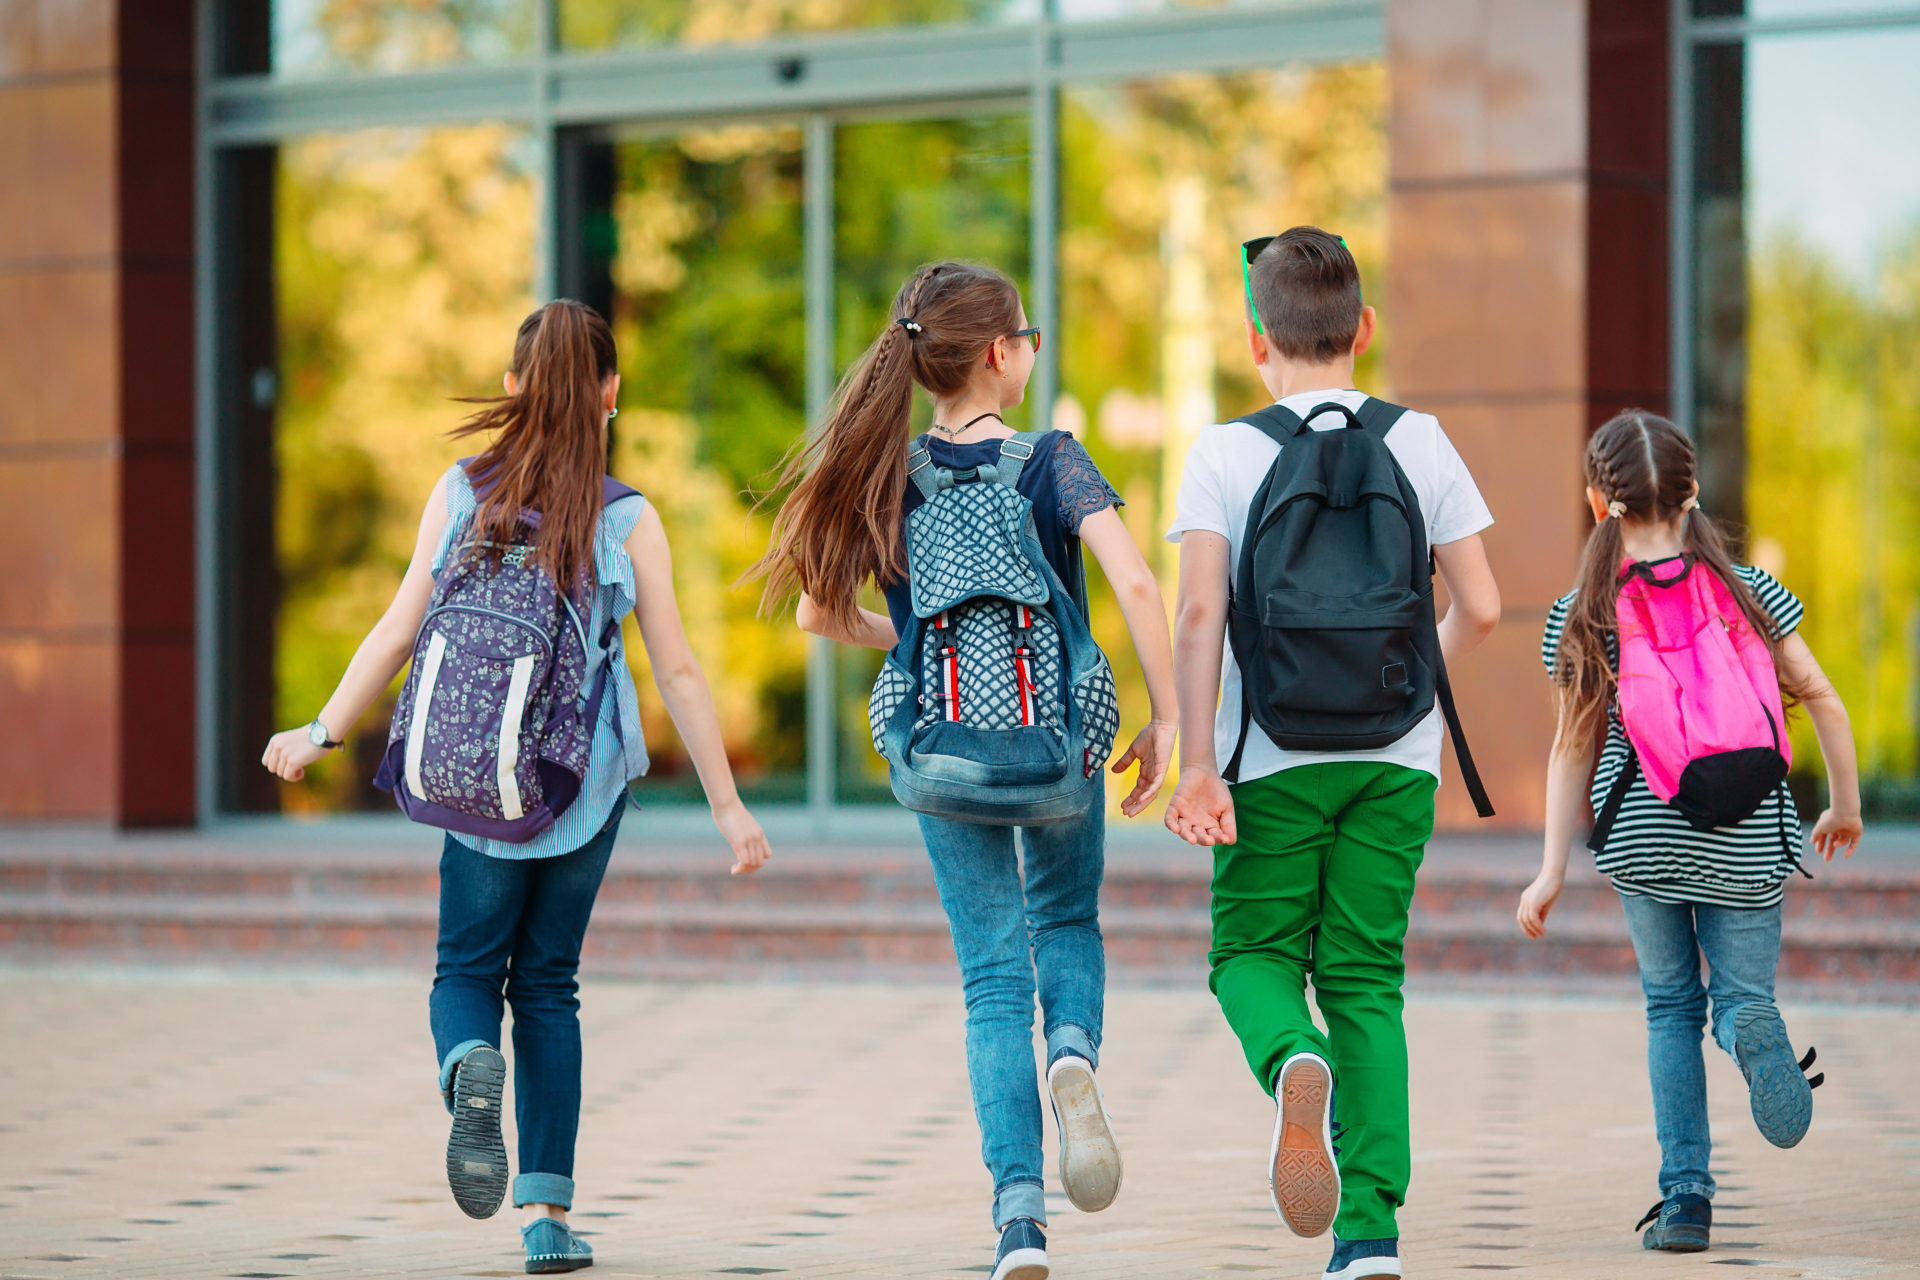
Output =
[
  {"x1": 191, "y1": 0, "x2": 1384, "y2": 830},
  {"x1": 1670, "y1": 2, "x2": 1920, "y2": 440}
]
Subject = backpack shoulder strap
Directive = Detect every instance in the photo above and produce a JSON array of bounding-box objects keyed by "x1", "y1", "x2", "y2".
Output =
[
  {"x1": 993, "y1": 429, "x2": 1049, "y2": 489},
  {"x1": 906, "y1": 436, "x2": 941, "y2": 502},
  {"x1": 603, "y1": 475, "x2": 642, "y2": 504},
  {"x1": 1231, "y1": 403, "x2": 1308, "y2": 447},
  {"x1": 1435, "y1": 655, "x2": 1497, "y2": 818},
  {"x1": 1354, "y1": 397, "x2": 1410, "y2": 438}
]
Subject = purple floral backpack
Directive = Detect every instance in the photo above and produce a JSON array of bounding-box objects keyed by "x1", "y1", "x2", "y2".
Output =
[{"x1": 373, "y1": 473, "x2": 639, "y2": 843}]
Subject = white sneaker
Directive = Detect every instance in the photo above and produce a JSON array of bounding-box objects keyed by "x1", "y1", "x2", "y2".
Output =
[
  {"x1": 1046, "y1": 1053, "x2": 1122, "y2": 1212},
  {"x1": 1271, "y1": 1051, "x2": 1340, "y2": 1237}
]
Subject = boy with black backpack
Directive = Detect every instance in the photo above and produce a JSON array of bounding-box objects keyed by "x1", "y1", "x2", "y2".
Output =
[{"x1": 1163, "y1": 228, "x2": 1501, "y2": 1280}]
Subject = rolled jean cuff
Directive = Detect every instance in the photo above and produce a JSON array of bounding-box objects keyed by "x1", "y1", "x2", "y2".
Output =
[
  {"x1": 514, "y1": 1173, "x2": 575, "y2": 1210},
  {"x1": 993, "y1": 1179, "x2": 1046, "y2": 1230},
  {"x1": 1045, "y1": 1023, "x2": 1098, "y2": 1071},
  {"x1": 1664, "y1": 1180, "x2": 1715, "y2": 1201},
  {"x1": 438, "y1": 1038, "x2": 495, "y2": 1110}
]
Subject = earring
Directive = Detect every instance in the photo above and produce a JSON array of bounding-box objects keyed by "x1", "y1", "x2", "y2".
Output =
[{"x1": 607, "y1": 406, "x2": 619, "y2": 420}]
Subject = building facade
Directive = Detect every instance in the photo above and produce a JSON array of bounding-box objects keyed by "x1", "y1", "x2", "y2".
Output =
[{"x1": 3, "y1": 0, "x2": 1916, "y2": 835}]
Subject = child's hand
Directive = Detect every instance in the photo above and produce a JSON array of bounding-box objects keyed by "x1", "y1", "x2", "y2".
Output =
[
  {"x1": 714, "y1": 798, "x2": 772, "y2": 875},
  {"x1": 1810, "y1": 808, "x2": 1863, "y2": 861},
  {"x1": 1516, "y1": 871, "x2": 1564, "y2": 940},
  {"x1": 1111, "y1": 720, "x2": 1176, "y2": 817},
  {"x1": 262, "y1": 728, "x2": 333, "y2": 782},
  {"x1": 1164, "y1": 766, "x2": 1236, "y2": 846}
]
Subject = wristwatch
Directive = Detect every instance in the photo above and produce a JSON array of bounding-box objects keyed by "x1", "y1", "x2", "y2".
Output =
[{"x1": 307, "y1": 719, "x2": 343, "y2": 750}]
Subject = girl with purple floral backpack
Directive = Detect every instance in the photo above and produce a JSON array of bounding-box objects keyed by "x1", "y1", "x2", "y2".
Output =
[
  {"x1": 1518, "y1": 410, "x2": 1862, "y2": 1257},
  {"x1": 263, "y1": 299, "x2": 770, "y2": 1273}
]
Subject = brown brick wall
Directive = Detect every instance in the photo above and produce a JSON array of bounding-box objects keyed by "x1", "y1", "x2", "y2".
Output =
[{"x1": 0, "y1": 0, "x2": 195, "y2": 824}]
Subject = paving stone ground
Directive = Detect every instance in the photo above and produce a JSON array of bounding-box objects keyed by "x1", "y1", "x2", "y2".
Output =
[{"x1": 1, "y1": 971, "x2": 1917, "y2": 1280}]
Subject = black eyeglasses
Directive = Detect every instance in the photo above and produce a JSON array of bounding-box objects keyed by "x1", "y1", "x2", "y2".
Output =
[
  {"x1": 1241, "y1": 234, "x2": 1354, "y2": 336},
  {"x1": 1007, "y1": 326, "x2": 1042, "y2": 352}
]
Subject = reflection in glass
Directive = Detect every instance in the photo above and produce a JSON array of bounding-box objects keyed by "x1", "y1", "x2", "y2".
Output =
[
  {"x1": 605, "y1": 124, "x2": 810, "y2": 803},
  {"x1": 831, "y1": 115, "x2": 1031, "y2": 802},
  {"x1": 1694, "y1": 0, "x2": 1920, "y2": 18},
  {"x1": 271, "y1": 0, "x2": 534, "y2": 77},
  {"x1": 275, "y1": 125, "x2": 537, "y2": 813},
  {"x1": 1724, "y1": 27, "x2": 1920, "y2": 814},
  {"x1": 1059, "y1": 64, "x2": 1386, "y2": 817},
  {"x1": 560, "y1": 0, "x2": 1036, "y2": 50}
]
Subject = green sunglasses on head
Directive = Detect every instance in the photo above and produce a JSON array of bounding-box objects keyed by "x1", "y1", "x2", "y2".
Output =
[{"x1": 1240, "y1": 234, "x2": 1353, "y2": 336}]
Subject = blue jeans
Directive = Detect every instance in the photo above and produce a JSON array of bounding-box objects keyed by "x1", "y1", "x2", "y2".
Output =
[
  {"x1": 430, "y1": 804, "x2": 622, "y2": 1210},
  {"x1": 1618, "y1": 892, "x2": 1784, "y2": 1201},
  {"x1": 918, "y1": 792, "x2": 1106, "y2": 1230}
]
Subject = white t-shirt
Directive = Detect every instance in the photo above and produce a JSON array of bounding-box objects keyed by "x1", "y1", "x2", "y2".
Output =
[{"x1": 1164, "y1": 387, "x2": 1494, "y2": 785}]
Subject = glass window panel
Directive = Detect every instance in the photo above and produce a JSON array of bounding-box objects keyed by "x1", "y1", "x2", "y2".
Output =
[
  {"x1": 271, "y1": 0, "x2": 535, "y2": 78},
  {"x1": 1059, "y1": 64, "x2": 1386, "y2": 820},
  {"x1": 560, "y1": 0, "x2": 1037, "y2": 51},
  {"x1": 273, "y1": 125, "x2": 537, "y2": 814},
  {"x1": 831, "y1": 113, "x2": 1031, "y2": 803},
  {"x1": 1059, "y1": 0, "x2": 1356, "y2": 23},
  {"x1": 1721, "y1": 27, "x2": 1920, "y2": 814},
  {"x1": 605, "y1": 124, "x2": 810, "y2": 804}
]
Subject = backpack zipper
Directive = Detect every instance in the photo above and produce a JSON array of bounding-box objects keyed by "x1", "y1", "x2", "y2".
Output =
[{"x1": 423, "y1": 604, "x2": 555, "y2": 658}]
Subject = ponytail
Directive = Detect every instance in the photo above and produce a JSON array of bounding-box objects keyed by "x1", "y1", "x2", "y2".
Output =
[
  {"x1": 453, "y1": 299, "x2": 617, "y2": 594},
  {"x1": 747, "y1": 261, "x2": 1023, "y2": 631}
]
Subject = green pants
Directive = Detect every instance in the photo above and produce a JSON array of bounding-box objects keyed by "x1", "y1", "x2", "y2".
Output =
[{"x1": 1209, "y1": 761, "x2": 1436, "y2": 1241}]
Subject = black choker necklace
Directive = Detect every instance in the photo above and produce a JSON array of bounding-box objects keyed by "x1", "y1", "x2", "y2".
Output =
[{"x1": 930, "y1": 412, "x2": 1003, "y2": 437}]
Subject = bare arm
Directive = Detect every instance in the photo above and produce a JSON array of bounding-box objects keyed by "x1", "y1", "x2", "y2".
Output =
[
  {"x1": 1433, "y1": 533, "x2": 1501, "y2": 660},
  {"x1": 1518, "y1": 723, "x2": 1596, "y2": 938},
  {"x1": 797, "y1": 593, "x2": 898, "y2": 650},
  {"x1": 1077, "y1": 506, "x2": 1178, "y2": 816},
  {"x1": 1162, "y1": 530, "x2": 1236, "y2": 846},
  {"x1": 627, "y1": 505, "x2": 771, "y2": 874},
  {"x1": 262, "y1": 473, "x2": 450, "y2": 781},
  {"x1": 1777, "y1": 631, "x2": 1864, "y2": 860}
]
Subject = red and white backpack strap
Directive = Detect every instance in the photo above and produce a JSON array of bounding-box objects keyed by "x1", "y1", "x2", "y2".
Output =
[
  {"x1": 1012, "y1": 604, "x2": 1035, "y2": 727},
  {"x1": 935, "y1": 610, "x2": 959, "y2": 722}
]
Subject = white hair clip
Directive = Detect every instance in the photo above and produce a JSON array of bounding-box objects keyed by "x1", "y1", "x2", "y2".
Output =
[
  {"x1": 1606, "y1": 500, "x2": 1627, "y2": 519},
  {"x1": 1680, "y1": 495, "x2": 1699, "y2": 513}
]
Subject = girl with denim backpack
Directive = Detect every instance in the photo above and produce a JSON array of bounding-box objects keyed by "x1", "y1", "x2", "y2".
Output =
[
  {"x1": 1518, "y1": 410, "x2": 1862, "y2": 1255},
  {"x1": 749, "y1": 261, "x2": 1178, "y2": 1280},
  {"x1": 262, "y1": 299, "x2": 770, "y2": 1273}
]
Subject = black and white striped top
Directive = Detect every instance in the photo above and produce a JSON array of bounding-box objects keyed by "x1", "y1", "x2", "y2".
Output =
[{"x1": 1541, "y1": 564, "x2": 1806, "y2": 908}]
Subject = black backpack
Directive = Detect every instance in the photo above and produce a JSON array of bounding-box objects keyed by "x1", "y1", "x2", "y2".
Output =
[{"x1": 1221, "y1": 397, "x2": 1494, "y2": 817}]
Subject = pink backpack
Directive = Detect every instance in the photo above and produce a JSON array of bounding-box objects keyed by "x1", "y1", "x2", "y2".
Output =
[{"x1": 1596, "y1": 556, "x2": 1790, "y2": 842}]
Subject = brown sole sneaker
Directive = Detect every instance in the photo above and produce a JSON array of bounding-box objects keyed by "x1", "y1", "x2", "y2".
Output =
[{"x1": 1270, "y1": 1052, "x2": 1339, "y2": 1237}]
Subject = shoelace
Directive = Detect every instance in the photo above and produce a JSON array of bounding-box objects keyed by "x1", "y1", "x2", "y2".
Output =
[{"x1": 1633, "y1": 1201, "x2": 1667, "y2": 1232}]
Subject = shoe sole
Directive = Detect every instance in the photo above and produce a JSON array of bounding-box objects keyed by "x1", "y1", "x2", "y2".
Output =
[
  {"x1": 526, "y1": 1256, "x2": 593, "y2": 1275},
  {"x1": 447, "y1": 1046, "x2": 509, "y2": 1220},
  {"x1": 1735, "y1": 1006, "x2": 1812, "y2": 1149},
  {"x1": 1272, "y1": 1054, "x2": 1339, "y2": 1238},
  {"x1": 1643, "y1": 1228, "x2": 1710, "y2": 1254},
  {"x1": 990, "y1": 1248, "x2": 1049, "y2": 1280},
  {"x1": 1322, "y1": 1257, "x2": 1402, "y2": 1280},
  {"x1": 1048, "y1": 1058, "x2": 1122, "y2": 1213}
]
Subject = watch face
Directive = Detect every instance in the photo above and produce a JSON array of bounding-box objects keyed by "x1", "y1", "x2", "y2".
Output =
[{"x1": 308, "y1": 722, "x2": 329, "y2": 747}]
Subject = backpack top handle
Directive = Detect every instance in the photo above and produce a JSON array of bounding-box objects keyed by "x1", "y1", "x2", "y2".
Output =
[{"x1": 1234, "y1": 398, "x2": 1383, "y2": 446}]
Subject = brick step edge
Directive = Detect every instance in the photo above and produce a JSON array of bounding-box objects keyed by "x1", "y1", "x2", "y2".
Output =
[{"x1": 7, "y1": 894, "x2": 1920, "y2": 951}]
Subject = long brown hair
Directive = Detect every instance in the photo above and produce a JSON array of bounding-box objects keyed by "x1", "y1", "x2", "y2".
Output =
[
  {"x1": 747, "y1": 261, "x2": 1024, "y2": 630},
  {"x1": 451, "y1": 299, "x2": 617, "y2": 594},
  {"x1": 1554, "y1": 410, "x2": 1796, "y2": 748}
]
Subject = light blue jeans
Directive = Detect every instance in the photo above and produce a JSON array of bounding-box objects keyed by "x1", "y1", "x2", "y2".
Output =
[
  {"x1": 1618, "y1": 892, "x2": 1784, "y2": 1201},
  {"x1": 918, "y1": 790, "x2": 1106, "y2": 1229}
]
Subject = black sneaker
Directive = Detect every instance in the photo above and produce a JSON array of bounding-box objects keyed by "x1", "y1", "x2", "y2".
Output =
[
  {"x1": 446, "y1": 1045, "x2": 509, "y2": 1219},
  {"x1": 1733, "y1": 1005, "x2": 1813, "y2": 1148},
  {"x1": 990, "y1": 1217, "x2": 1048, "y2": 1280},
  {"x1": 1637, "y1": 1193, "x2": 1711, "y2": 1252}
]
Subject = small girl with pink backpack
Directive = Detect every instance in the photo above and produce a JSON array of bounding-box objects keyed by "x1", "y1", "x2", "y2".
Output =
[{"x1": 1517, "y1": 411, "x2": 1863, "y2": 1256}]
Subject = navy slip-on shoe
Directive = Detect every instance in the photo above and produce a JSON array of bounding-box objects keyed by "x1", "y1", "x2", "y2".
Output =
[
  {"x1": 445, "y1": 1045, "x2": 509, "y2": 1219},
  {"x1": 1733, "y1": 1005, "x2": 1813, "y2": 1148},
  {"x1": 523, "y1": 1217, "x2": 593, "y2": 1274},
  {"x1": 1637, "y1": 1193, "x2": 1711, "y2": 1252},
  {"x1": 1324, "y1": 1235, "x2": 1400, "y2": 1280}
]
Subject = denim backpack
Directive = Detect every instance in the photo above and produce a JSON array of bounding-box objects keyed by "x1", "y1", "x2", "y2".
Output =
[
  {"x1": 373, "y1": 474, "x2": 639, "y2": 843},
  {"x1": 867, "y1": 431, "x2": 1121, "y2": 826},
  {"x1": 1223, "y1": 398, "x2": 1493, "y2": 816}
]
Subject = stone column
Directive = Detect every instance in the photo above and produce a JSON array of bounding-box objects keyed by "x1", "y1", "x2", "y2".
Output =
[
  {"x1": 1388, "y1": 0, "x2": 1670, "y2": 829},
  {"x1": 0, "y1": 0, "x2": 196, "y2": 824}
]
